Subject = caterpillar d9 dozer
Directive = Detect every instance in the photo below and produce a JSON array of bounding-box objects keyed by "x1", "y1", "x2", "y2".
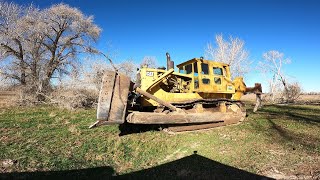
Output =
[{"x1": 90, "y1": 53, "x2": 262, "y2": 132}]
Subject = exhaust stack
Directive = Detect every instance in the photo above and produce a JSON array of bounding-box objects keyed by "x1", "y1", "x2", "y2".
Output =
[{"x1": 166, "y1": 52, "x2": 174, "y2": 70}]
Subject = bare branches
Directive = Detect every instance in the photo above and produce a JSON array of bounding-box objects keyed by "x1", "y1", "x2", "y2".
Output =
[
  {"x1": 286, "y1": 82, "x2": 302, "y2": 102},
  {"x1": 0, "y1": 2, "x2": 101, "y2": 94},
  {"x1": 140, "y1": 56, "x2": 157, "y2": 68},
  {"x1": 117, "y1": 59, "x2": 138, "y2": 81},
  {"x1": 258, "y1": 50, "x2": 299, "y2": 103},
  {"x1": 204, "y1": 34, "x2": 250, "y2": 79}
]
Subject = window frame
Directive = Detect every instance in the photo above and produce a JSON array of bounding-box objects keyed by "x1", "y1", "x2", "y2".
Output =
[
  {"x1": 185, "y1": 64, "x2": 193, "y2": 74},
  {"x1": 201, "y1": 63, "x2": 209, "y2": 75},
  {"x1": 213, "y1": 67, "x2": 223, "y2": 76}
]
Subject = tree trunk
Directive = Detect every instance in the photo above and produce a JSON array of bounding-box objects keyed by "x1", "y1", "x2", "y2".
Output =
[
  {"x1": 41, "y1": 78, "x2": 51, "y2": 93},
  {"x1": 19, "y1": 60, "x2": 27, "y2": 85}
]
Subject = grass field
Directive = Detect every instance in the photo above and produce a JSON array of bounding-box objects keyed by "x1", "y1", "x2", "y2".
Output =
[{"x1": 1, "y1": 103, "x2": 320, "y2": 179}]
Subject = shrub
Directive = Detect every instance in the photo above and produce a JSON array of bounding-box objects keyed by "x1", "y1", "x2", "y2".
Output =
[{"x1": 283, "y1": 82, "x2": 301, "y2": 103}]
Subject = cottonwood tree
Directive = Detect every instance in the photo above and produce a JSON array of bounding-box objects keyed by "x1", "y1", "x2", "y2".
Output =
[
  {"x1": 39, "y1": 4, "x2": 100, "y2": 91},
  {"x1": 204, "y1": 34, "x2": 250, "y2": 79},
  {"x1": 0, "y1": 2, "x2": 38, "y2": 85},
  {"x1": 258, "y1": 50, "x2": 299, "y2": 103},
  {"x1": 0, "y1": 2, "x2": 101, "y2": 96}
]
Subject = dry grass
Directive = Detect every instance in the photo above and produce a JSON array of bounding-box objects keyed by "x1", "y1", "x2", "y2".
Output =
[
  {"x1": 296, "y1": 94, "x2": 320, "y2": 103},
  {"x1": 49, "y1": 87, "x2": 98, "y2": 109},
  {"x1": 0, "y1": 91, "x2": 20, "y2": 108}
]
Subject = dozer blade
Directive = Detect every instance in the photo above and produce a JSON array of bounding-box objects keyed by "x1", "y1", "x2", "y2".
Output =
[{"x1": 90, "y1": 70, "x2": 131, "y2": 128}]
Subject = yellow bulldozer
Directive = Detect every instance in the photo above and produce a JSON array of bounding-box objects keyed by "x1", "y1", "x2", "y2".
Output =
[{"x1": 90, "y1": 53, "x2": 262, "y2": 132}]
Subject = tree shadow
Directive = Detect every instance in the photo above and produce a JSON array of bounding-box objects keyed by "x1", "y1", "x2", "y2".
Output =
[
  {"x1": 250, "y1": 105, "x2": 320, "y2": 150},
  {"x1": 259, "y1": 105, "x2": 320, "y2": 125},
  {"x1": 264, "y1": 118, "x2": 320, "y2": 150},
  {"x1": 0, "y1": 153, "x2": 272, "y2": 180}
]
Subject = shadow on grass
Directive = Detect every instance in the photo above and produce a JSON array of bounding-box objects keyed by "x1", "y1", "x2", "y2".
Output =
[
  {"x1": 118, "y1": 122, "x2": 162, "y2": 136},
  {"x1": 265, "y1": 118, "x2": 320, "y2": 151},
  {"x1": 0, "y1": 166, "x2": 115, "y2": 180},
  {"x1": 0, "y1": 153, "x2": 272, "y2": 180},
  {"x1": 250, "y1": 105, "x2": 320, "y2": 150},
  {"x1": 260, "y1": 105, "x2": 320, "y2": 124}
]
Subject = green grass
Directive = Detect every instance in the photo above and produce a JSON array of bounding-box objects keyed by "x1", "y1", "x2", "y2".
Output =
[{"x1": 0, "y1": 104, "x2": 320, "y2": 179}]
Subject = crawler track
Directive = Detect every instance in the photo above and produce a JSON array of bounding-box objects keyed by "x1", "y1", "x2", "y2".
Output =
[{"x1": 165, "y1": 100, "x2": 246, "y2": 132}]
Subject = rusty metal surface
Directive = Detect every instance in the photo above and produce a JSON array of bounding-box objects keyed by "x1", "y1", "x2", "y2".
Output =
[
  {"x1": 166, "y1": 119, "x2": 239, "y2": 132},
  {"x1": 95, "y1": 70, "x2": 131, "y2": 127},
  {"x1": 108, "y1": 73, "x2": 131, "y2": 122},
  {"x1": 127, "y1": 111, "x2": 228, "y2": 124},
  {"x1": 166, "y1": 52, "x2": 174, "y2": 70},
  {"x1": 96, "y1": 71, "x2": 116, "y2": 121}
]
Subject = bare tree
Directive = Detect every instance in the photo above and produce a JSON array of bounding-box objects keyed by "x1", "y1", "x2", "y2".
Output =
[
  {"x1": 0, "y1": 2, "x2": 101, "y2": 95},
  {"x1": 0, "y1": 2, "x2": 38, "y2": 85},
  {"x1": 204, "y1": 34, "x2": 250, "y2": 79},
  {"x1": 140, "y1": 56, "x2": 157, "y2": 68},
  {"x1": 38, "y1": 4, "x2": 101, "y2": 91},
  {"x1": 285, "y1": 82, "x2": 301, "y2": 103},
  {"x1": 258, "y1": 50, "x2": 293, "y2": 103},
  {"x1": 117, "y1": 59, "x2": 138, "y2": 81}
]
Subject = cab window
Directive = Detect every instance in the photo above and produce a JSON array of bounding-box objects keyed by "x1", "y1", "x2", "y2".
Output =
[
  {"x1": 193, "y1": 62, "x2": 198, "y2": 76},
  {"x1": 194, "y1": 79, "x2": 199, "y2": 89},
  {"x1": 214, "y1": 77, "x2": 221, "y2": 84},
  {"x1": 213, "y1": 67, "x2": 223, "y2": 75},
  {"x1": 185, "y1": 64, "x2": 192, "y2": 74},
  {"x1": 201, "y1": 63, "x2": 209, "y2": 74},
  {"x1": 202, "y1": 78, "x2": 210, "y2": 84},
  {"x1": 179, "y1": 68, "x2": 185, "y2": 74}
]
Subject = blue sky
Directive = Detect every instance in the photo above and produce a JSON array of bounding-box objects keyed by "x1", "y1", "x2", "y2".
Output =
[{"x1": 13, "y1": 0, "x2": 320, "y2": 92}]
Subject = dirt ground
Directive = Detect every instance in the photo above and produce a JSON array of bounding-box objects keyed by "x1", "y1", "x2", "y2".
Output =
[{"x1": 0, "y1": 91, "x2": 19, "y2": 108}]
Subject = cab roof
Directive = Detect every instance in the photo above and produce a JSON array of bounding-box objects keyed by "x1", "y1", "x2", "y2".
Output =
[{"x1": 176, "y1": 58, "x2": 230, "y2": 68}]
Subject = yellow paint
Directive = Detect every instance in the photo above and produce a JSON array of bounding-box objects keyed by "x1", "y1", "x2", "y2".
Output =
[{"x1": 139, "y1": 58, "x2": 246, "y2": 106}]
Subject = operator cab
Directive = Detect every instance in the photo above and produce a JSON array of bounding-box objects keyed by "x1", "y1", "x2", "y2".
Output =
[{"x1": 177, "y1": 58, "x2": 233, "y2": 93}]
